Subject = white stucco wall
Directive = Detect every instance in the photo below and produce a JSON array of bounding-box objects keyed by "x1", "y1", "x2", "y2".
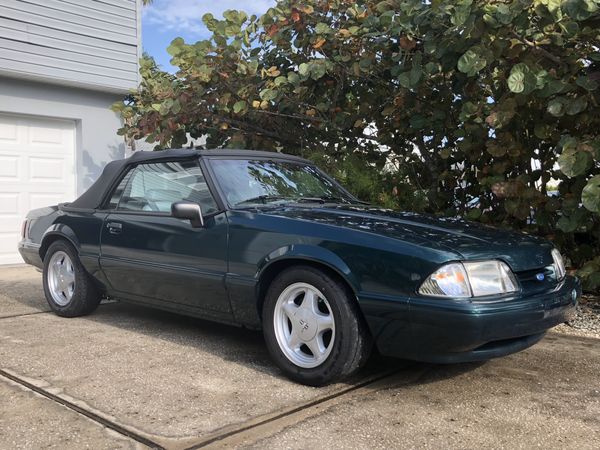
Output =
[{"x1": 0, "y1": 76, "x2": 126, "y2": 195}]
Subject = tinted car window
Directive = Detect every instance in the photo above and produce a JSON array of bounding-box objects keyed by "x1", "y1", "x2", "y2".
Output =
[
  {"x1": 111, "y1": 160, "x2": 218, "y2": 214},
  {"x1": 209, "y1": 159, "x2": 355, "y2": 206}
]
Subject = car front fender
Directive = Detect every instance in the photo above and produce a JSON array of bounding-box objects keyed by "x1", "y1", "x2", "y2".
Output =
[{"x1": 256, "y1": 243, "x2": 360, "y2": 294}]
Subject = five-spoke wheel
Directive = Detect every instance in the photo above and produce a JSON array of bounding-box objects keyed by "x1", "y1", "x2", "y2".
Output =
[
  {"x1": 47, "y1": 251, "x2": 76, "y2": 306},
  {"x1": 263, "y1": 265, "x2": 372, "y2": 386},
  {"x1": 273, "y1": 282, "x2": 336, "y2": 368},
  {"x1": 43, "y1": 240, "x2": 101, "y2": 317}
]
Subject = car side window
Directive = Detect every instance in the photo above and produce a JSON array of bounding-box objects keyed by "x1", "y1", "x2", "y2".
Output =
[
  {"x1": 106, "y1": 170, "x2": 133, "y2": 210},
  {"x1": 109, "y1": 160, "x2": 218, "y2": 214}
]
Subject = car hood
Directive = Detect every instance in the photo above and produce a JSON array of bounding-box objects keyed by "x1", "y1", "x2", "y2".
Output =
[{"x1": 262, "y1": 205, "x2": 554, "y2": 272}]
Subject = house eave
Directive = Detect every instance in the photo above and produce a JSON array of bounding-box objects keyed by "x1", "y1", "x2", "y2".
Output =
[{"x1": 0, "y1": 69, "x2": 136, "y2": 96}]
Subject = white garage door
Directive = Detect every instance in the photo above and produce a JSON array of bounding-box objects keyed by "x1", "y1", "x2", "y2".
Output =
[{"x1": 0, "y1": 114, "x2": 76, "y2": 265}]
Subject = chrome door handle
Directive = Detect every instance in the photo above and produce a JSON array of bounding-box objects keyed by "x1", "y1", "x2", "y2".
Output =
[{"x1": 106, "y1": 222, "x2": 122, "y2": 234}]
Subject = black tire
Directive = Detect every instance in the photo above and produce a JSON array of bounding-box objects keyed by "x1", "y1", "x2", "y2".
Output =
[
  {"x1": 42, "y1": 240, "x2": 101, "y2": 317},
  {"x1": 262, "y1": 266, "x2": 372, "y2": 386}
]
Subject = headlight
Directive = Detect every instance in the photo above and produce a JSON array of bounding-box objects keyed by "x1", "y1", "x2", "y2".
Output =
[
  {"x1": 418, "y1": 260, "x2": 518, "y2": 298},
  {"x1": 551, "y1": 248, "x2": 566, "y2": 281}
]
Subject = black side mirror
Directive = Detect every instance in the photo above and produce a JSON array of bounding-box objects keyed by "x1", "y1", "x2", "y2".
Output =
[{"x1": 171, "y1": 201, "x2": 204, "y2": 228}]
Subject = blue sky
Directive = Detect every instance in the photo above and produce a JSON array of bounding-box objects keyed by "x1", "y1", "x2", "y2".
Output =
[{"x1": 142, "y1": 0, "x2": 275, "y2": 72}]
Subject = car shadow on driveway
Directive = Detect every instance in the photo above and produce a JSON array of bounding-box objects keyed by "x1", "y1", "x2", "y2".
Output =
[
  {"x1": 80, "y1": 300, "x2": 484, "y2": 386},
  {"x1": 0, "y1": 266, "x2": 485, "y2": 389}
]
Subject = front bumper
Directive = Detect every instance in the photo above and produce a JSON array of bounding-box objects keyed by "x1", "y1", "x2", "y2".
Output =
[{"x1": 363, "y1": 275, "x2": 580, "y2": 363}]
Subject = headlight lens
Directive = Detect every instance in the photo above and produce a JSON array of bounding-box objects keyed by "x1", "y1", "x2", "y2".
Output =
[
  {"x1": 551, "y1": 248, "x2": 566, "y2": 281},
  {"x1": 418, "y1": 260, "x2": 518, "y2": 298},
  {"x1": 418, "y1": 263, "x2": 471, "y2": 298}
]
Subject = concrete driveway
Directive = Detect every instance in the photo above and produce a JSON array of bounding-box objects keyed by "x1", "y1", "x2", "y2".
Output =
[{"x1": 1, "y1": 266, "x2": 599, "y2": 449}]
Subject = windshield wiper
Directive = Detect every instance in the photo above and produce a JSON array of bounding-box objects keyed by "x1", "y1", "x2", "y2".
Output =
[
  {"x1": 295, "y1": 195, "x2": 349, "y2": 204},
  {"x1": 235, "y1": 195, "x2": 291, "y2": 206}
]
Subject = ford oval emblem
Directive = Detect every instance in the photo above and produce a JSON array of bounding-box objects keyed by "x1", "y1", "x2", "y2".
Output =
[{"x1": 535, "y1": 273, "x2": 545, "y2": 281}]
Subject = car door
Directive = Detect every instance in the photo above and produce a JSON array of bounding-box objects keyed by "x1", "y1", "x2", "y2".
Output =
[{"x1": 99, "y1": 158, "x2": 232, "y2": 315}]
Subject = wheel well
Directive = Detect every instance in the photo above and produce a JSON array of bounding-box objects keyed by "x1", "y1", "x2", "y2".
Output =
[
  {"x1": 39, "y1": 235, "x2": 76, "y2": 261},
  {"x1": 256, "y1": 259, "x2": 360, "y2": 319}
]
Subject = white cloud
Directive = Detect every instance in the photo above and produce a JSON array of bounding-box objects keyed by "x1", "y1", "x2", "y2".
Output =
[{"x1": 143, "y1": 0, "x2": 275, "y2": 38}]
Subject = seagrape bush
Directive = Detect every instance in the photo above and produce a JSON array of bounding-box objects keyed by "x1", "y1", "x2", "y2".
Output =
[{"x1": 113, "y1": 0, "x2": 600, "y2": 290}]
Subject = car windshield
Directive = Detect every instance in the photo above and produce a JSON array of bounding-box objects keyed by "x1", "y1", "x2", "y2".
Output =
[{"x1": 209, "y1": 158, "x2": 357, "y2": 207}]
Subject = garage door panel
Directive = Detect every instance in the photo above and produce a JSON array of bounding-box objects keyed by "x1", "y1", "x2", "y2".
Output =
[
  {"x1": 0, "y1": 192, "x2": 20, "y2": 214},
  {"x1": 0, "y1": 155, "x2": 19, "y2": 179},
  {"x1": 29, "y1": 121, "x2": 72, "y2": 148},
  {"x1": 30, "y1": 126, "x2": 63, "y2": 145},
  {"x1": 29, "y1": 157, "x2": 67, "y2": 181},
  {"x1": 0, "y1": 114, "x2": 75, "y2": 264}
]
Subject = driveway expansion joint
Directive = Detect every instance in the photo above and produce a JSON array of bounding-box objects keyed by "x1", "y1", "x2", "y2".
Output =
[
  {"x1": 0, "y1": 368, "x2": 165, "y2": 450},
  {"x1": 183, "y1": 368, "x2": 407, "y2": 449},
  {"x1": 0, "y1": 311, "x2": 51, "y2": 320}
]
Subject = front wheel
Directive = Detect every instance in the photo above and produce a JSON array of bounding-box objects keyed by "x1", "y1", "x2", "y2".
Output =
[
  {"x1": 43, "y1": 240, "x2": 101, "y2": 317},
  {"x1": 262, "y1": 266, "x2": 372, "y2": 386}
]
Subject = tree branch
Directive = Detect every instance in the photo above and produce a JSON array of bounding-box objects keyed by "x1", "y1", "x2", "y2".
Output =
[{"x1": 511, "y1": 33, "x2": 561, "y2": 64}]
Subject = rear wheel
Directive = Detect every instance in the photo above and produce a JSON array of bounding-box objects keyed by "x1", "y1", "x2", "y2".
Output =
[
  {"x1": 263, "y1": 266, "x2": 372, "y2": 386},
  {"x1": 43, "y1": 240, "x2": 101, "y2": 317}
]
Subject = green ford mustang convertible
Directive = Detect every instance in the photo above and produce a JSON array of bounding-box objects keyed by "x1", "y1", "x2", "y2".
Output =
[{"x1": 19, "y1": 149, "x2": 580, "y2": 386}]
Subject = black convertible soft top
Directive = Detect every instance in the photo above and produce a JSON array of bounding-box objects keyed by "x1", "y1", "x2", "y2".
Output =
[{"x1": 68, "y1": 149, "x2": 309, "y2": 210}]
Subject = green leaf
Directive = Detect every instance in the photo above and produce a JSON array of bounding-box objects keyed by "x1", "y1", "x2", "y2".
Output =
[
  {"x1": 274, "y1": 76, "x2": 288, "y2": 86},
  {"x1": 534, "y1": 123, "x2": 552, "y2": 139},
  {"x1": 202, "y1": 13, "x2": 218, "y2": 32},
  {"x1": 398, "y1": 72, "x2": 411, "y2": 89},
  {"x1": 495, "y1": 4, "x2": 513, "y2": 24},
  {"x1": 171, "y1": 99, "x2": 181, "y2": 114},
  {"x1": 507, "y1": 63, "x2": 536, "y2": 94},
  {"x1": 159, "y1": 99, "x2": 172, "y2": 116},
  {"x1": 558, "y1": 147, "x2": 592, "y2": 177},
  {"x1": 566, "y1": 96, "x2": 588, "y2": 115},
  {"x1": 457, "y1": 48, "x2": 487, "y2": 76},
  {"x1": 315, "y1": 22, "x2": 332, "y2": 34},
  {"x1": 233, "y1": 100, "x2": 247, "y2": 114},
  {"x1": 424, "y1": 62, "x2": 439, "y2": 74},
  {"x1": 537, "y1": 79, "x2": 567, "y2": 98},
  {"x1": 576, "y1": 76, "x2": 599, "y2": 91},
  {"x1": 310, "y1": 63, "x2": 327, "y2": 80},
  {"x1": 287, "y1": 72, "x2": 300, "y2": 84},
  {"x1": 167, "y1": 37, "x2": 185, "y2": 56},
  {"x1": 259, "y1": 88, "x2": 278, "y2": 101},
  {"x1": 451, "y1": 5, "x2": 471, "y2": 26},
  {"x1": 298, "y1": 63, "x2": 310, "y2": 77},
  {"x1": 460, "y1": 101, "x2": 478, "y2": 120},
  {"x1": 410, "y1": 63, "x2": 422, "y2": 86},
  {"x1": 564, "y1": 0, "x2": 598, "y2": 21},
  {"x1": 547, "y1": 98, "x2": 566, "y2": 117},
  {"x1": 557, "y1": 215, "x2": 580, "y2": 233},
  {"x1": 582, "y1": 175, "x2": 600, "y2": 212},
  {"x1": 223, "y1": 10, "x2": 247, "y2": 24}
]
